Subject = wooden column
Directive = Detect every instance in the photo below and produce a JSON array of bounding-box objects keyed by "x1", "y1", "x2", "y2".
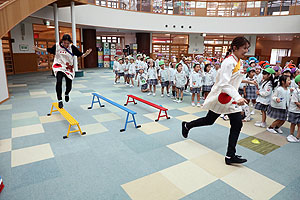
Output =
[
  {"x1": 136, "y1": 33, "x2": 150, "y2": 55},
  {"x1": 82, "y1": 29, "x2": 97, "y2": 68}
]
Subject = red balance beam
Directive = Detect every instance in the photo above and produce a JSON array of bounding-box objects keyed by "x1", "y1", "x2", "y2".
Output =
[{"x1": 124, "y1": 95, "x2": 170, "y2": 122}]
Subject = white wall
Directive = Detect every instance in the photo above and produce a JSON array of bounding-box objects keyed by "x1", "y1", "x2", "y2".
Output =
[
  {"x1": 0, "y1": 40, "x2": 9, "y2": 103},
  {"x1": 188, "y1": 34, "x2": 204, "y2": 54},
  {"x1": 10, "y1": 18, "x2": 35, "y2": 54},
  {"x1": 31, "y1": 5, "x2": 300, "y2": 34}
]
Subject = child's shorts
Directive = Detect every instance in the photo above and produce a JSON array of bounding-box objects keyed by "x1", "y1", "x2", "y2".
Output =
[
  {"x1": 128, "y1": 74, "x2": 134, "y2": 78},
  {"x1": 176, "y1": 87, "x2": 185, "y2": 92},
  {"x1": 141, "y1": 84, "x2": 148, "y2": 90},
  {"x1": 191, "y1": 87, "x2": 201, "y2": 94},
  {"x1": 161, "y1": 81, "x2": 169, "y2": 87},
  {"x1": 203, "y1": 85, "x2": 213, "y2": 92},
  {"x1": 148, "y1": 79, "x2": 158, "y2": 85},
  {"x1": 118, "y1": 72, "x2": 124, "y2": 76}
]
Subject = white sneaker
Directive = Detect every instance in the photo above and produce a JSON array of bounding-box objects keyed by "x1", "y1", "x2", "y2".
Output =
[
  {"x1": 177, "y1": 99, "x2": 182, "y2": 103},
  {"x1": 114, "y1": 82, "x2": 117, "y2": 85},
  {"x1": 267, "y1": 127, "x2": 277, "y2": 134},
  {"x1": 171, "y1": 96, "x2": 175, "y2": 99},
  {"x1": 184, "y1": 90, "x2": 189, "y2": 93},
  {"x1": 220, "y1": 114, "x2": 224, "y2": 118},
  {"x1": 191, "y1": 102, "x2": 195, "y2": 107},
  {"x1": 173, "y1": 99, "x2": 178, "y2": 102},
  {"x1": 254, "y1": 121, "x2": 262, "y2": 127},
  {"x1": 126, "y1": 83, "x2": 129, "y2": 86},
  {"x1": 117, "y1": 81, "x2": 120, "y2": 83},
  {"x1": 197, "y1": 103, "x2": 201, "y2": 107},
  {"x1": 161, "y1": 94, "x2": 164, "y2": 97},
  {"x1": 167, "y1": 93, "x2": 170, "y2": 97},
  {"x1": 287, "y1": 135, "x2": 299, "y2": 143},
  {"x1": 275, "y1": 127, "x2": 283, "y2": 134},
  {"x1": 153, "y1": 93, "x2": 156, "y2": 97},
  {"x1": 251, "y1": 110, "x2": 255, "y2": 115},
  {"x1": 261, "y1": 122, "x2": 267, "y2": 128},
  {"x1": 147, "y1": 92, "x2": 152, "y2": 96},
  {"x1": 223, "y1": 115, "x2": 229, "y2": 121}
]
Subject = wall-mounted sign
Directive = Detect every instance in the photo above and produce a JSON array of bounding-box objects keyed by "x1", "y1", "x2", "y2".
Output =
[{"x1": 19, "y1": 44, "x2": 29, "y2": 51}]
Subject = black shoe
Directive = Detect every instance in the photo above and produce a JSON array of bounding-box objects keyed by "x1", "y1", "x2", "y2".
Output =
[
  {"x1": 225, "y1": 155, "x2": 247, "y2": 165},
  {"x1": 58, "y1": 101, "x2": 63, "y2": 109},
  {"x1": 182, "y1": 121, "x2": 189, "y2": 138},
  {"x1": 65, "y1": 94, "x2": 69, "y2": 102}
]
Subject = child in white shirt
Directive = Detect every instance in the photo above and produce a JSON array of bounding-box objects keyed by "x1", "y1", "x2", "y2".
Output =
[
  {"x1": 244, "y1": 67, "x2": 258, "y2": 114},
  {"x1": 202, "y1": 63, "x2": 214, "y2": 100},
  {"x1": 287, "y1": 74, "x2": 300, "y2": 142},
  {"x1": 169, "y1": 60, "x2": 177, "y2": 99},
  {"x1": 137, "y1": 69, "x2": 150, "y2": 92},
  {"x1": 135, "y1": 54, "x2": 142, "y2": 80},
  {"x1": 174, "y1": 63, "x2": 187, "y2": 103},
  {"x1": 267, "y1": 75, "x2": 291, "y2": 134},
  {"x1": 147, "y1": 59, "x2": 158, "y2": 96},
  {"x1": 124, "y1": 57, "x2": 129, "y2": 85},
  {"x1": 158, "y1": 61, "x2": 170, "y2": 97},
  {"x1": 190, "y1": 63, "x2": 203, "y2": 107},
  {"x1": 128, "y1": 57, "x2": 136, "y2": 87},
  {"x1": 113, "y1": 56, "x2": 119, "y2": 84},
  {"x1": 254, "y1": 68, "x2": 275, "y2": 128}
]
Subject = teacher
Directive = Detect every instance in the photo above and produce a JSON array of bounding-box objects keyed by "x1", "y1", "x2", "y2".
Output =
[
  {"x1": 182, "y1": 36, "x2": 250, "y2": 165},
  {"x1": 33, "y1": 34, "x2": 92, "y2": 108}
]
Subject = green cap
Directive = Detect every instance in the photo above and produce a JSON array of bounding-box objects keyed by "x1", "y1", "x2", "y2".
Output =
[
  {"x1": 137, "y1": 54, "x2": 142, "y2": 57},
  {"x1": 295, "y1": 75, "x2": 300, "y2": 84},
  {"x1": 144, "y1": 56, "x2": 150, "y2": 60},
  {"x1": 129, "y1": 56, "x2": 135, "y2": 60},
  {"x1": 264, "y1": 68, "x2": 275, "y2": 74},
  {"x1": 246, "y1": 67, "x2": 255, "y2": 73},
  {"x1": 118, "y1": 58, "x2": 123, "y2": 61},
  {"x1": 175, "y1": 63, "x2": 181, "y2": 69},
  {"x1": 264, "y1": 64, "x2": 271, "y2": 68},
  {"x1": 158, "y1": 60, "x2": 165, "y2": 66}
]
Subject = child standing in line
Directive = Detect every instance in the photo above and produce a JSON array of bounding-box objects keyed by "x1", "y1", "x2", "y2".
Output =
[
  {"x1": 116, "y1": 58, "x2": 126, "y2": 84},
  {"x1": 255, "y1": 66, "x2": 262, "y2": 86},
  {"x1": 137, "y1": 68, "x2": 150, "y2": 92},
  {"x1": 169, "y1": 59, "x2": 177, "y2": 99},
  {"x1": 267, "y1": 75, "x2": 291, "y2": 134},
  {"x1": 254, "y1": 68, "x2": 275, "y2": 128},
  {"x1": 174, "y1": 63, "x2": 187, "y2": 103},
  {"x1": 113, "y1": 55, "x2": 119, "y2": 84},
  {"x1": 135, "y1": 54, "x2": 142, "y2": 80},
  {"x1": 158, "y1": 61, "x2": 170, "y2": 97},
  {"x1": 147, "y1": 59, "x2": 158, "y2": 96},
  {"x1": 124, "y1": 57, "x2": 130, "y2": 85},
  {"x1": 128, "y1": 57, "x2": 136, "y2": 87},
  {"x1": 244, "y1": 67, "x2": 258, "y2": 115},
  {"x1": 190, "y1": 63, "x2": 203, "y2": 107},
  {"x1": 287, "y1": 75, "x2": 300, "y2": 142},
  {"x1": 202, "y1": 63, "x2": 214, "y2": 100}
]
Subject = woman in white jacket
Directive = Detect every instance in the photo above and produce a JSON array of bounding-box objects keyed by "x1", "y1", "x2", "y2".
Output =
[{"x1": 181, "y1": 37, "x2": 250, "y2": 165}]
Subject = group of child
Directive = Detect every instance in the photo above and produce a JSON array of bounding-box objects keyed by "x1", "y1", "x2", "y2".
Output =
[{"x1": 112, "y1": 53, "x2": 300, "y2": 143}]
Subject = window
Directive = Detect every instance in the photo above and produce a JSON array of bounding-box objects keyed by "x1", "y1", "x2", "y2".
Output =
[{"x1": 270, "y1": 49, "x2": 291, "y2": 64}]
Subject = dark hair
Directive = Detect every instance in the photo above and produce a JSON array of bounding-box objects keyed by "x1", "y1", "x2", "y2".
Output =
[
  {"x1": 225, "y1": 36, "x2": 250, "y2": 58},
  {"x1": 262, "y1": 71, "x2": 275, "y2": 90},
  {"x1": 279, "y1": 75, "x2": 290, "y2": 87},
  {"x1": 193, "y1": 63, "x2": 200, "y2": 68},
  {"x1": 60, "y1": 34, "x2": 73, "y2": 43},
  {"x1": 204, "y1": 64, "x2": 211, "y2": 72}
]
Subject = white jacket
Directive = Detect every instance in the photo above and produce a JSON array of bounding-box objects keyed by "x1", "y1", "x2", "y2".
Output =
[
  {"x1": 128, "y1": 63, "x2": 136, "y2": 75},
  {"x1": 113, "y1": 61, "x2": 119, "y2": 71},
  {"x1": 159, "y1": 68, "x2": 170, "y2": 82},
  {"x1": 203, "y1": 70, "x2": 215, "y2": 86},
  {"x1": 289, "y1": 88, "x2": 300, "y2": 113},
  {"x1": 169, "y1": 68, "x2": 176, "y2": 82},
  {"x1": 256, "y1": 81, "x2": 272, "y2": 105},
  {"x1": 202, "y1": 54, "x2": 244, "y2": 114},
  {"x1": 138, "y1": 72, "x2": 148, "y2": 85},
  {"x1": 147, "y1": 67, "x2": 158, "y2": 79},
  {"x1": 271, "y1": 86, "x2": 290, "y2": 109},
  {"x1": 116, "y1": 63, "x2": 125, "y2": 73},
  {"x1": 174, "y1": 71, "x2": 187, "y2": 88},
  {"x1": 189, "y1": 71, "x2": 203, "y2": 88}
]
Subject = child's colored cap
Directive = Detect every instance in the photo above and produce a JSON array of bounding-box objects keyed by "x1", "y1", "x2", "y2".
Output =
[
  {"x1": 118, "y1": 58, "x2": 123, "y2": 61},
  {"x1": 158, "y1": 60, "x2": 165, "y2": 66},
  {"x1": 282, "y1": 67, "x2": 291, "y2": 73},
  {"x1": 137, "y1": 54, "x2": 142, "y2": 57},
  {"x1": 290, "y1": 67, "x2": 297, "y2": 74},
  {"x1": 276, "y1": 61, "x2": 281, "y2": 64},
  {"x1": 295, "y1": 75, "x2": 300, "y2": 84},
  {"x1": 193, "y1": 62, "x2": 200, "y2": 67},
  {"x1": 255, "y1": 65, "x2": 261, "y2": 69},
  {"x1": 264, "y1": 68, "x2": 275, "y2": 74},
  {"x1": 144, "y1": 56, "x2": 149, "y2": 60},
  {"x1": 246, "y1": 67, "x2": 255, "y2": 73},
  {"x1": 157, "y1": 53, "x2": 162, "y2": 57},
  {"x1": 129, "y1": 56, "x2": 135, "y2": 60},
  {"x1": 264, "y1": 64, "x2": 271, "y2": 68},
  {"x1": 175, "y1": 63, "x2": 182, "y2": 69},
  {"x1": 273, "y1": 66, "x2": 281, "y2": 72}
]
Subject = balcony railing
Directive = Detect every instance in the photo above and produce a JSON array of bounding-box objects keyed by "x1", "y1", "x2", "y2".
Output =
[{"x1": 88, "y1": 0, "x2": 300, "y2": 17}]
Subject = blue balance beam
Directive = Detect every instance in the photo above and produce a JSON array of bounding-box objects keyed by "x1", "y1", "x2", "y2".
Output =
[{"x1": 88, "y1": 93, "x2": 141, "y2": 132}]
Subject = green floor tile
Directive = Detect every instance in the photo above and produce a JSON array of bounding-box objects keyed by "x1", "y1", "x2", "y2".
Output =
[{"x1": 238, "y1": 136, "x2": 280, "y2": 155}]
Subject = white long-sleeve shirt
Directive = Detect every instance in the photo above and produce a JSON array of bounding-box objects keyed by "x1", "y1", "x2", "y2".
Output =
[
  {"x1": 116, "y1": 62, "x2": 125, "y2": 73},
  {"x1": 271, "y1": 86, "x2": 290, "y2": 109},
  {"x1": 202, "y1": 70, "x2": 215, "y2": 86},
  {"x1": 113, "y1": 61, "x2": 119, "y2": 71},
  {"x1": 169, "y1": 68, "x2": 176, "y2": 82},
  {"x1": 189, "y1": 71, "x2": 203, "y2": 88},
  {"x1": 147, "y1": 66, "x2": 158, "y2": 79},
  {"x1": 138, "y1": 72, "x2": 148, "y2": 85},
  {"x1": 174, "y1": 71, "x2": 187, "y2": 88},
  {"x1": 202, "y1": 54, "x2": 244, "y2": 114},
  {"x1": 256, "y1": 81, "x2": 272, "y2": 105},
  {"x1": 159, "y1": 68, "x2": 170, "y2": 82},
  {"x1": 128, "y1": 63, "x2": 136, "y2": 74},
  {"x1": 289, "y1": 88, "x2": 300, "y2": 113}
]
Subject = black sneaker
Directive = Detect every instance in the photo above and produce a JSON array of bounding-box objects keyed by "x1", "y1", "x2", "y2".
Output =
[
  {"x1": 58, "y1": 101, "x2": 63, "y2": 109},
  {"x1": 182, "y1": 121, "x2": 189, "y2": 138},
  {"x1": 225, "y1": 155, "x2": 247, "y2": 165},
  {"x1": 65, "y1": 94, "x2": 69, "y2": 102}
]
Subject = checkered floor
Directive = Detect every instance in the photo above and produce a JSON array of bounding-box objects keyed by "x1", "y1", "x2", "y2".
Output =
[{"x1": 0, "y1": 68, "x2": 299, "y2": 200}]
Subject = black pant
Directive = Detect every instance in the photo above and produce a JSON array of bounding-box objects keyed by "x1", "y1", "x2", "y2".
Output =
[
  {"x1": 56, "y1": 71, "x2": 72, "y2": 101},
  {"x1": 186, "y1": 110, "x2": 243, "y2": 157}
]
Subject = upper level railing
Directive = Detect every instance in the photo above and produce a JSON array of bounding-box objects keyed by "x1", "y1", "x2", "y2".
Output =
[{"x1": 87, "y1": 0, "x2": 300, "y2": 17}]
